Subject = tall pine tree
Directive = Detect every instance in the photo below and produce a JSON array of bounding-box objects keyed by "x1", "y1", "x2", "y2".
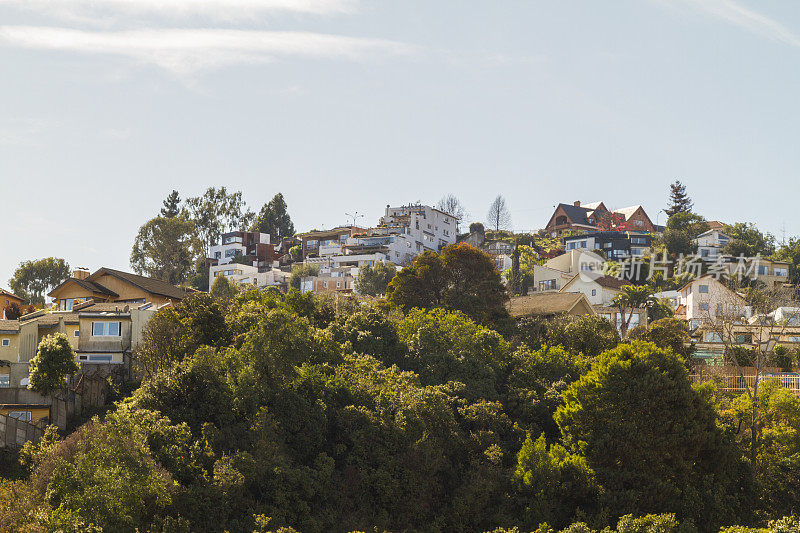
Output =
[
  {"x1": 160, "y1": 190, "x2": 181, "y2": 218},
  {"x1": 252, "y1": 193, "x2": 295, "y2": 239},
  {"x1": 665, "y1": 180, "x2": 693, "y2": 217}
]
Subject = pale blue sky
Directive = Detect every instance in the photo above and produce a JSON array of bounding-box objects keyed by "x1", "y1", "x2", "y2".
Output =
[{"x1": 2, "y1": 0, "x2": 799, "y2": 288}]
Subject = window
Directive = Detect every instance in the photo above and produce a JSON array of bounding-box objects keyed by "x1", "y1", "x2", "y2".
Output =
[
  {"x1": 0, "y1": 375, "x2": 9, "y2": 388},
  {"x1": 701, "y1": 249, "x2": 709, "y2": 258},
  {"x1": 92, "y1": 322, "x2": 121, "y2": 337},
  {"x1": 539, "y1": 280, "x2": 557, "y2": 291},
  {"x1": 88, "y1": 354, "x2": 113, "y2": 362},
  {"x1": 786, "y1": 336, "x2": 800, "y2": 343},
  {"x1": 214, "y1": 251, "x2": 221, "y2": 259},
  {"x1": 699, "y1": 303, "x2": 709, "y2": 310},
  {"x1": 775, "y1": 268, "x2": 788, "y2": 277},
  {"x1": 634, "y1": 220, "x2": 644, "y2": 227},
  {"x1": 716, "y1": 304, "x2": 723, "y2": 315},
  {"x1": 0, "y1": 339, "x2": 8, "y2": 347},
  {"x1": 604, "y1": 242, "x2": 613, "y2": 249},
  {"x1": 704, "y1": 332, "x2": 722, "y2": 342},
  {"x1": 224, "y1": 249, "x2": 236, "y2": 258},
  {"x1": 74, "y1": 330, "x2": 80, "y2": 337},
  {"x1": 591, "y1": 289, "x2": 597, "y2": 296},
  {"x1": 630, "y1": 237, "x2": 647, "y2": 245},
  {"x1": 8, "y1": 411, "x2": 31, "y2": 421},
  {"x1": 757, "y1": 265, "x2": 768, "y2": 276},
  {"x1": 735, "y1": 334, "x2": 753, "y2": 344},
  {"x1": 698, "y1": 285, "x2": 709, "y2": 293}
]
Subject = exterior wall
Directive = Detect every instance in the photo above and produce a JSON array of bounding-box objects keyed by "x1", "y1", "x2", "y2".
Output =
[
  {"x1": 17, "y1": 321, "x2": 39, "y2": 363},
  {"x1": 0, "y1": 331, "x2": 19, "y2": 364},
  {"x1": 623, "y1": 208, "x2": 655, "y2": 232},
  {"x1": 0, "y1": 407, "x2": 50, "y2": 424},
  {"x1": 595, "y1": 306, "x2": 648, "y2": 331},
  {"x1": 561, "y1": 278, "x2": 618, "y2": 306},
  {"x1": 680, "y1": 278, "x2": 751, "y2": 325}
]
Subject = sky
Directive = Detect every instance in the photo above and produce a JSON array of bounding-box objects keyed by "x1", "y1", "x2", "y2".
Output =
[{"x1": 1, "y1": 0, "x2": 800, "y2": 287}]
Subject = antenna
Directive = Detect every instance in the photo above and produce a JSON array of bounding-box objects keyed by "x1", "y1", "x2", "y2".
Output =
[{"x1": 345, "y1": 211, "x2": 365, "y2": 227}]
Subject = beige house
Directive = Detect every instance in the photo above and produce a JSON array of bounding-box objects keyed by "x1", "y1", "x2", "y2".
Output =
[{"x1": 49, "y1": 268, "x2": 192, "y2": 311}]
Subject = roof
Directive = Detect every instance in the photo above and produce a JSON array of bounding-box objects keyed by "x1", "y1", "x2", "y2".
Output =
[
  {"x1": 582, "y1": 202, "x2": 606, "y2": 210},
  {"x1": 49, "y1": 278, "x2": 118, "y2": 298},
  {"x1": 24, "y1": 312, "x2": 80, "y2": 326},
  {"x1": 0, "y1": 290, "x2": 24, "y2": 303},
  {"x1": 697, "y1": 229, "x2": 731, "y2": 239},
  {"x1": 556, "y1": 203, "x2": 592, "y2": 225},
  {"x1": 594, "y1": 276, "x2": 631, "y2": 290},
  {"x1": 613, "y1": 205, "x2": 643, "y2": 220},
  {"x1": 87, "y1": 268, "x2": 192, "y2": 300},
  {"x1": 507, "y1": 292, "x2": 595, "y2": 318},
  {"x1": 706, "y1": 220, "x2": 727, "y2": 230},
  {"x1": 0, "y1": 320, "x2": 20, "y2": 333},
  {"x1": 561, "y1": 274, "x2": 630, "y2": 292}
]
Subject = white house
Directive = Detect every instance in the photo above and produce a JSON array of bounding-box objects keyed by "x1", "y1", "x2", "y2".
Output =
[
  {"x1": 677, "y1": 275, "x2": 751, "y2": 328},
  {"x1": 559, "y1": 274, "x2": 628, "y2": 307},
  {"x1": 532, "y1": 250, "x2": 606, "y2": 293},
  {"x1": 693, "y1": 229, "x2": 730, "y2": 261}
]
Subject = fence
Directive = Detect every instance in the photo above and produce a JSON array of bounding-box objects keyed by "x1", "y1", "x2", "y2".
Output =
[
  {"x1": 690, "y1": 366, "x2": 800, "y2": 395},
  {"x1": 0, "y1": 414, "x2": 45, "y2": 448},
  {"x1": 0, "y1": 375, "x2": 109, "y2": 448}
]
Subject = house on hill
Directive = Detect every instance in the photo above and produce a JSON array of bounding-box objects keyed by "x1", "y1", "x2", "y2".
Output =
[
  {"x1": 544, "y1": 201, "x2": 658, "y2": 236},
  {"x1": 48, "y1": 268, "x2": 192, "y2": 311}
]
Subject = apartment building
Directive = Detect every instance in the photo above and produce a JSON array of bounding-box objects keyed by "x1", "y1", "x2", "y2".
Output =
[
  {"x1": 210, "y1": 262, "x2": 290, "y2": 290},
  {"x1": 562, "y1": 231, "x2": 652, "y2": 260},
  {"x1": 208, "y1": 231, "x2": 279, "y2": 267},
  {"x1": 532, "y1": 250, "x2": 605, "y2": 293}
]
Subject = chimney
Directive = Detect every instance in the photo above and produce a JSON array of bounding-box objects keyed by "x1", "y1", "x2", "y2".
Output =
[
  {"x1": 73, "y1": 269, "x2": 89, "y2": 280},
  {"x1": 573, "y1": 201, "x2": 581, "y2": 207}
]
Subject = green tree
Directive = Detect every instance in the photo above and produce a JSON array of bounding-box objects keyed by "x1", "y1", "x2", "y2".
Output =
[
  {"x1": 512, "y1": 433, "x2": 598, "y2": 529},
  {"x1": 665, "y1": 211, "x2": 709, "y2": 238},
  {"x1": 723, "y1": 381, "x2": 800, "y2": 518},
  {"x1": 132, "y1": 293, "x2": 228, "y2": 379},
  {"x1": 388, "y1": 243, "x2": 510, "y2": 327},
  {"x1": 160, "y1": 190, "x2": 181, "y2": 218},
  {"x1": 664, "y1": 180, "x2": 693, "y2": 217},
  {"x1": 288, "y1": 264, "x2": 319, "y2": 290},
  {"x1": 252, "y1": 193, "x2": 295, "y2": 240},
  {"x1": 556, "y1": 341, "x2": 754, "y2": 527},
  {"x1": 354, "y1": 261, "x2": 396, "y2": 296},
  {"x1": 661, "y1": 228, "x2": 695, "y2": 257},
  {"x1": 612, "y1": 285, "x2": 655, "y2": 338},
  {"x1": 771, "y1": 238, "x2": 800, "y2": 285},
  {"x1": 209, "y1": 274, "x2": 236, "y2": 300},
  {"x1": 629, "y1": 317, "x2": 693, "y2": 367},
  {"x1": 288, "y1": 245, "x2": 302, "y2": 262},
  {"x1": 28, "y1": 333, "x2": 78, "y2": 396},
  {"x1": 8, "y1": 258, "x2": 70, "y2": 306},
  {"x1": 130, "y1": 216, "x2": 198, "y2": 284},
  {"x1": 722, "y1": 223, "x2": 776, "y2": 257},
  {"x1": 186, "y1": 187, "x2": 253, "y2": 255}
]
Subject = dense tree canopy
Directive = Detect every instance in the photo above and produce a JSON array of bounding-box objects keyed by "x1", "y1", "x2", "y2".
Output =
[
  {"x1": 3, "y1": 285, "x2": 797, "y2": 532},
  {"x1": 387, "y1": 243, "x2": 509, "y2": 327},
  {"x1": 8, "y1": 257, "x2": 70, "y2": 306},
  {"x1": 354, "y1": 261, "x2": 396, "y2": 296},
  {"x1": 28, "y1": 333, "x2": 78, "y2": 396},
  {"x1": 130, "y1": 215, "x2": 198, "y2": 284}
]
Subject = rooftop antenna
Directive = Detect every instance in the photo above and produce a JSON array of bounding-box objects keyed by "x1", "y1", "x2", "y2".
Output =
[
  {"x1": 345, "y1": 211, "x2": 365, "y2": 227},
  {"x1": 781, "y1": 221, "x2": 787, "y2": 246}
]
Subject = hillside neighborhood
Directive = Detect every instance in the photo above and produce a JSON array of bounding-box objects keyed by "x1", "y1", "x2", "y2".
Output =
[{"x1": 0, "y1": 183, "x2": 799, "y2": 532}]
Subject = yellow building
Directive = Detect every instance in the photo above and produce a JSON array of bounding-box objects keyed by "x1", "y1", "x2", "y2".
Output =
[
  {"x1": 49, "y1": 267, "x2": 192, "y2": 311},
  {"x1": 0, "y1": 404, "x2": 50, "y2": 424},
  {"x1": 0, "y1": 289, "x2": 25, "y2": 318}
]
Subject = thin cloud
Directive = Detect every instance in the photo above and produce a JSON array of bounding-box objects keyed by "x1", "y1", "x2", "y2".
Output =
[
  {"x1": 0, "y1": 0, "x2": 358, "y2": 23},
  {"x1": 677, "y1": 0, "x2": 800, "y2": 47},
  {"x1": 0, "y1": 26, "x2": 416, "y2": 75}
]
